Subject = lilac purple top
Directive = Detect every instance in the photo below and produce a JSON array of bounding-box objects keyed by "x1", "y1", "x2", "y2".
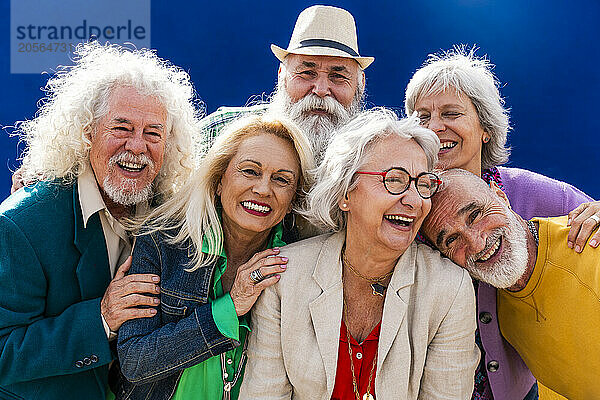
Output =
[{"x1": 477, "y1": 166, "x2": 593, "y2": 400}]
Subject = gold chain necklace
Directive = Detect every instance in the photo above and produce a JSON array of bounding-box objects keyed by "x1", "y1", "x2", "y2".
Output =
[
  {"x1": 342, "y1": 251, "x2": 393, "y2": 297},
  {"x1": 343, "y1": 299, "x2": 377, "y2": 400}
]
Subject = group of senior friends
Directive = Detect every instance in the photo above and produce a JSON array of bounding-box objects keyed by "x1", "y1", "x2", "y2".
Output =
[{"x1": 1, "y1": 4, "x2": 599, "y2": 400}]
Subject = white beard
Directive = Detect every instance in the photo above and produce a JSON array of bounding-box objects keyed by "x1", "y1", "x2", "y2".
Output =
[
  {"x1": 102, "y1": 152, "x2": 155, "y2": 206},
  {"x1": 269, "y1": 80, "x2": 363, "y2": 163},
  {"x1": 464, "y1": 210, "x2": 529, "y2": 289}
]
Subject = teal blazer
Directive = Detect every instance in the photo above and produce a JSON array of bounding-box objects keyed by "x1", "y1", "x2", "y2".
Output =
[{"x1": 0, "y1": 181, "x2": 114, "y2": 400}]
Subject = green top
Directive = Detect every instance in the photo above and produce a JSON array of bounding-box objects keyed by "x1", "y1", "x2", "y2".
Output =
[{"x1": 172, "y1": 222, "x2": 285, "y2": 400}]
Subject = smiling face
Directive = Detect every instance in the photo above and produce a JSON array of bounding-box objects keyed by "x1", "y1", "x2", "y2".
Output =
[
  {"x1": 90, "y1": 85, "x2": 167, "y2": 210},
  {"x1": 414, "y1": 89, "x2": 489, "y2": 176},
  {"x1": 283, "y1": 54, "x2": 362, "y2": 109},
  {"x1": 342, "y1": 135, "x2": 431, "y2": 256},
  {"x1": 218, "y1": 133, "x2": 300, "y2": 238},
  {"x1": 272, "y1": 54, "x2": 364, "y2": 162},
  {"x1": 422, "y1": 171, "x2": 529, "y2": 288}
]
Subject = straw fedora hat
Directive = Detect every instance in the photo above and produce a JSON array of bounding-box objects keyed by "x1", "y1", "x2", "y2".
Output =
[{"x1": 271, "y1": 5, "x2": 374, "y2": 70}]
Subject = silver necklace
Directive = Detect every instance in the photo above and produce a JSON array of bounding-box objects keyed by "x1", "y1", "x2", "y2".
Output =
[
  {"x1": 526, "y1": 220, "x2": 539, "y2": 246},
  {"x1": 220, "y1": 334, "x2": 248, "y2": 400}
]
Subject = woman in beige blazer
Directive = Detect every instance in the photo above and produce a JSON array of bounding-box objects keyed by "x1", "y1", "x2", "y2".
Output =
[{"x1": 240, "y1": 109, "x2": 479, "y2": 400}]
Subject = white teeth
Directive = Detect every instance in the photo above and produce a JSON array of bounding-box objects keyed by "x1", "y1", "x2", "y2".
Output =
[
  {"x1": 478, "y1": 237, "x2": 501, "y2": 262},
  {"x1": 440, "y1": 142, "x2": 457, "y2": 150},
  {"x1": 118, "y1": 162, "x2": 145, "y2": 171},
  {"x1": 385, "y1": 215, "x2": 414, "y2": 223},
  {"x1": 242, "y1": 201, "x2": 271, "y2": 213}
]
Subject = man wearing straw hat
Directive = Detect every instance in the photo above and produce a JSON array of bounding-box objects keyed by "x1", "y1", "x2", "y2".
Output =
[
  {"x1": 200, "y1": 5, "x2": 373, "y2": 162},
  {"x1": 11, "y1": 6, "x2": 371, "y2": 189}
]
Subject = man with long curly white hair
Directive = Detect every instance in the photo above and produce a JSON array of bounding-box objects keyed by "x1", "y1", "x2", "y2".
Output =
[{"x1": 0, "y1": 42, "x2": 202, "y2": 400}]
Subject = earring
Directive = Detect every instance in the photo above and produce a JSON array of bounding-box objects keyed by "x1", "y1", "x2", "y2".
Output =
[
  {"x1": 483, "y1": 136, "x2": 490, "y2": 143},
  {"x1": 342, "y1": 203, "x2": 347, "y2": 208}
]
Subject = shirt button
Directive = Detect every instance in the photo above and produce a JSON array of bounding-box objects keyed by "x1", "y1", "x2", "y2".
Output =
[
  {"x1": 83, "y1": 357, "x2": 91, "y2": 366},
  {"x1": 479, "y1": 312, "x2": 493, "y2": 324},
  {"x1": 75, "y1": 360, "x2": 84, "y2": 368},
  {"x1": 487, "y1": 360, "x2": 499, "y2": 372},
  {"x1": 90, "y1": 355, "x2": 98, "y2": 363},
  {"x1": 356, "y1": 352, "x2": 363, "y2": 360},
  {"x1": 223, "y1": 373, "x2": 229, "y2": 379},
  {"x1": 227, "y1": 358, "x2": 233, "y2": 365}
]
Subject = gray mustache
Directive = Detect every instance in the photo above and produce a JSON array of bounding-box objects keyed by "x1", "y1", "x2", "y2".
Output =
[{"x1": 108, "y1": 152, "x2": 154, "y2": 169}]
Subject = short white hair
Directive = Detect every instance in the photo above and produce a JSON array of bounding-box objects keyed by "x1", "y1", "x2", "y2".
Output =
[
  {"x1": 405, "y1": 46, "x2": 510, "y2": 169},
  {"x1": 16, "y1": 41, "x2": 203, "y2": 202},
  {"x1": 303, "y1": 107, "x2": 440, "y2": 231}
]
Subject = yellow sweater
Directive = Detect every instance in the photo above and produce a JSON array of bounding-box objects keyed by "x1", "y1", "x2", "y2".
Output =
[{"x1": 498, "y1": 216, "x2": 600, "y2": 400}]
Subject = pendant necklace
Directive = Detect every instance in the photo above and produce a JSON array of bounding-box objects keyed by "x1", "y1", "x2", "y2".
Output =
[
  {"x1": 343, "y1": 299, "x2": 377, "y2": 400},
  {"x1": 220, "y1": 334, "x2": 248, "y2": 400},
  {"x1": 342, "y1": 250, "x2": 393, "y2": 297}
]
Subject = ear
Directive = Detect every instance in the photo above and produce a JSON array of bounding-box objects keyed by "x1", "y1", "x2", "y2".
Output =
[
  {"x1": 482, "y1": 130, "x2": 491, "y2": 144},
  {"x1": 216, "y1": 180, "x2": 223, "y2": 196},
  {"x1": 87, "y1": 125, "x2": 96, "y2": 141},
  {"x1": 490, "y1": 181, "x2": 511, "y2": 208},
  {"x1": 338, "y1": 193, "x2": 350, "y2": 211},
  {"x1": 359, "y1": 70, "x2": 366, "y2": 91}
]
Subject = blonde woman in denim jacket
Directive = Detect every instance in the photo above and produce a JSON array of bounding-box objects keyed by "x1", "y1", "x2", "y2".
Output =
[{"x1": 112, "y1": 114, "x2": 313, "y2": 400}]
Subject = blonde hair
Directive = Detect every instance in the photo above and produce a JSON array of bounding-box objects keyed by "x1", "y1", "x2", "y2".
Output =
[
  {"x1": 16, "y1": 41, "x2": 203, "y2": 202},
  {"x1": 137, "y1": 113, "x2": 314, "y2": 271}
]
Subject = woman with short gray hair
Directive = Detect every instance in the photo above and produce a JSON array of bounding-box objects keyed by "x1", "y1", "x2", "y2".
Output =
[
  {"x1": 241, "y1": 108, "x2": 479, "y2": 399},
  {"x1": 306, "y1": 107, "x2": 439, "y2": 232},
  {"x1": 405, "y1": 47, "x2": 597, "y2": 400},
  {"x1": 405, "y1": 47, "x2": 509, "y2": 171}
]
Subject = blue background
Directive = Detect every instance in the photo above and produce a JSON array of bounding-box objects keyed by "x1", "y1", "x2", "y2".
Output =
[{"x1": 1, "y1": 0, "x2": 598, "y2": 201}]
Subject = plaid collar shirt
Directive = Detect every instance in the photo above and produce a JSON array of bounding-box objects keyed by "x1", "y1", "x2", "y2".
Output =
[{"x1": 200, "y1": 104, "x2": 269, "y2": 146}]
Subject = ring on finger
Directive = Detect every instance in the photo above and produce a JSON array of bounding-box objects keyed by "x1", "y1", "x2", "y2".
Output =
[
  {"x1": 590, "y1": 214, "x2": 600, "y2": 226},
  {"x1": 250, "y1": 269, "x2": 264, "y2": 284}
]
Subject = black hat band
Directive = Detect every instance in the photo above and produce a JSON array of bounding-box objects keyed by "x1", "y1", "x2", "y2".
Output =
[{"x1": 295, "y1": 39, "x2": 360, "y2": 57}]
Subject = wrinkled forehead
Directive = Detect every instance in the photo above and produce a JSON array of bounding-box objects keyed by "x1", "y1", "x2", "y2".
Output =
[
  {"x1": 420, "y1": 82, "x2": 465, "y2": 102},
  {"x1": 424, "y1": 176, "x2": 488, "y2": 237},
  {"x1": 424, "y1": 186, "x2": 465, "y2": 231},
  {"x1": 286, "y1": 53, "x2": 360, "y2": 73}
]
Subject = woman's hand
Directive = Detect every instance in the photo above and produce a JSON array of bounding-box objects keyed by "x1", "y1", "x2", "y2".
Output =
[
  {"x1": 567, "y1": 201, "x2": 600, "y2": 252},
  {"x1": 229, "y1": 248, "x2": 288, "y2": 316},
  {"x1": 10, "y1": 168, "x2": 25, "y2": 194}
]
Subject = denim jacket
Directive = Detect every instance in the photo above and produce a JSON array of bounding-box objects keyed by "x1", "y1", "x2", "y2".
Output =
[
  {"x1": 113, "y1": 222, "x2": 288, "y2": 400},
  {"x1": 113, "y1": 228, "x2": 240, "y2": 400}
]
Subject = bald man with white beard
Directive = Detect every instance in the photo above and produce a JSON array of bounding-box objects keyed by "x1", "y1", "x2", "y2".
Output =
[{"x1": 422, "y1": 168, "x2": 600, "y2": 400}]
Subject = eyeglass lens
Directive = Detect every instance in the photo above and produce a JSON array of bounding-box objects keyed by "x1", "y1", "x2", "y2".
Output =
[{"x1": 384, "y1": 169, "x2": 439, "y2": 198}]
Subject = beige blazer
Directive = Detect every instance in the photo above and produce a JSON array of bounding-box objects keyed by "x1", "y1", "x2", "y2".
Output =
[{"x1": 239, "y1": 231, "x2": 479, "y2": 400}]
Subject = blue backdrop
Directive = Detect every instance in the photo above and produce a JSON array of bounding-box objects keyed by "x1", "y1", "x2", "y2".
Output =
[{"x1": 1, "y1": 0, "x2": 598, "y2": 201}]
